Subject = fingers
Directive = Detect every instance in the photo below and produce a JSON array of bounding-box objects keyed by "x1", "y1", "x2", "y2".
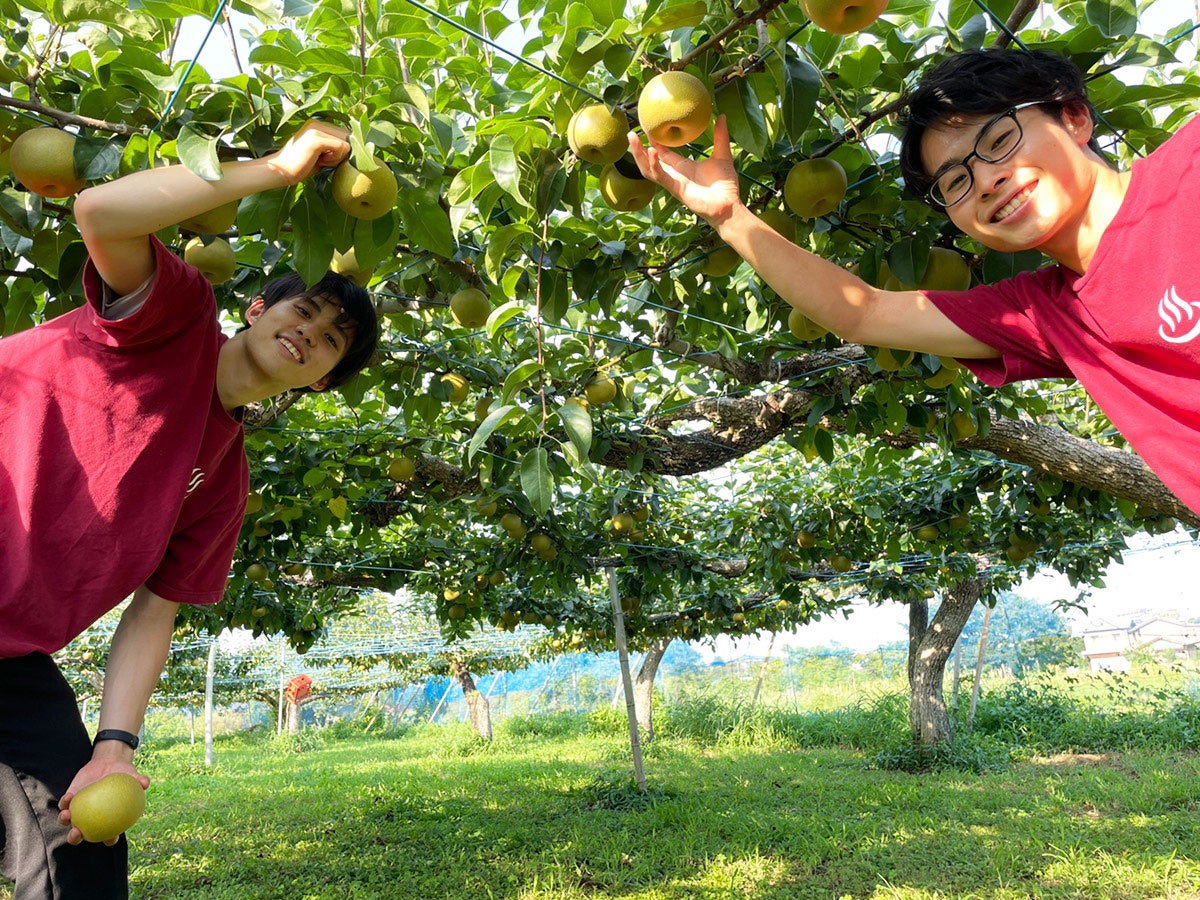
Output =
[{"x1": 711, "y1": 115, "x2": 733, "y2": 162}]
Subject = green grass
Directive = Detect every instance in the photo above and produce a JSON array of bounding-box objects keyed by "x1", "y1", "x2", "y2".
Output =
[{"x1": 4, "y1": 715, "x2": 1194, "y2": 899}]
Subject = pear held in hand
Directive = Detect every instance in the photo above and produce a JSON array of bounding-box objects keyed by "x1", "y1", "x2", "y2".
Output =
[
  {"x1": 637, "y1": 71, "x2": 713, "y2": 148},
  {"x1": 331, "y1": 156, "x2": 398, "y2": 220},
  {"x1": 70, "y1": 773, "x2": 146, "y2": 844}
]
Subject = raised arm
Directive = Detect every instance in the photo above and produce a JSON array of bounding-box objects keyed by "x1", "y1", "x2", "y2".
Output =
[
  {"x1": 628, "y1": 117, "x2": 999, "y2": 359},
  {"x1": 74, "y1": 120, "x2": 351, "y2": 296}
]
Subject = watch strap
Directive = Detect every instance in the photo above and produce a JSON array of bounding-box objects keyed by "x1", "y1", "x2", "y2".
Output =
[{"x1": 93, "y1": 728, "x2": 140, "y2": 750}]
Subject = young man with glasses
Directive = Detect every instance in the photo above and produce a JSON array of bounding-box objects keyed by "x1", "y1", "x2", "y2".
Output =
[{"x1": 629, "y1": 48, "x2": 1200, "y2": 515}]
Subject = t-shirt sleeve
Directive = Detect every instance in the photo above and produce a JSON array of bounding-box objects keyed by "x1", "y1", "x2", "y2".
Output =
[
  {"x1": 78, "y1": 236, "x2": 214, "y2": 350},
  {"x1": 145, "y1": 445, "x2": 248, "y2": 605},
  {"x1": 923, "y1": 266, "x2": 1075, "y2": 386}
]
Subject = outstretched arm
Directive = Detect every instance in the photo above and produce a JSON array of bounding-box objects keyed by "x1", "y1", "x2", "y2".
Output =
[
  {"x1": 57, "y1": 586, "x2": 177, "y2": 845},
  {"x1": 74, "y1": 120, "x2": 351, "y2": 296},
  {"x1": 628, "y1": 117, "x2": 998, "y2": 359}
]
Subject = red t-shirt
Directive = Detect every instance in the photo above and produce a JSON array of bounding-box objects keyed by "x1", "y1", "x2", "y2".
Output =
[
  {"x1": 926, "y1": 116, "x2": 1200, "y2": 515},
  {"x1": 0, "y1": 238, "x2": 248, "y2": 656}
]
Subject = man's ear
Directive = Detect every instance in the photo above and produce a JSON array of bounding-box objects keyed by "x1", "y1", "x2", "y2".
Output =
[
  {"x1": 1061, "y1": 103, "x2": 1095, "y2": 146},
  {"x1": 307, "y1": 375, "x2": 332, "y2": 392},
  {"x1": 244, "y1": 296, "x2": 266, "y2": 325}
]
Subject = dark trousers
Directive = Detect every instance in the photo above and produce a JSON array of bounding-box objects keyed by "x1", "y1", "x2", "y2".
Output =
[{"x1": 0, "y1": 653, "x2": 127, "y2": 899}]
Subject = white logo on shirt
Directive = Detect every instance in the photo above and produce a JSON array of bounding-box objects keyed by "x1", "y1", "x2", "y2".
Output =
[
  {"x1": 1157, "y1": 286, "x2": 1200, "y2": 343},
  {"x1": 186, "y1": 468, "x2": 206, "y2": 495}
]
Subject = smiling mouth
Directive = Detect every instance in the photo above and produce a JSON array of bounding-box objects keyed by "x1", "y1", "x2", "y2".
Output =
[
  {"x1": 992, "y1": 183, "x2": 1035, "y2": 223},
  {"x1": 279, "y1": 336, "x2": 304, "y2": 364}
]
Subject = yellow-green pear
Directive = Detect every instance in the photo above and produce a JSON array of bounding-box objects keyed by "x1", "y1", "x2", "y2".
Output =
[
  {"x1": 758, "y1": 207, "x2": 796, "y2": 243},
  {"x1": 784, "y1": 158, "x2": 848, "y2": 218},
  {"x1": 585, "y1": 375, "x2": 617, "y2": 405},
  {"x1": 179, "y1": 199, "x2": 240, "y2": 235},
  {"x1": 330, "y1": 247, "x2": 374, "y2": 286},
  {"x1": 331, "y1": 156, "x2": 397, "y2": 220},
  {"x1": 787, "y1": 308, "x2": 828, "y2": 342},
  {"x1": 801, "y1": 0, "x2": 889, "y2": 33},
  {"x1": 440, "y1": 372, "x2": 470, "y2": 403},
  {"x1": 449, "y1": 287, "x2": 491, "y2": 328},
  {"x1": 701, "y1": 244, "x2": 741, "y2": 278},
  {"x1": 599, "y1": 158, "x2": 657, "y2": 212},
  {"x1": 919, "y1": 247, "x2": 972, "y2": 291},
  {"x1": 69, "y1": 773, "x2": 145, "y2": 843},
  {"x1": 183, "y1": 237, "x2": 237, "y2": 284},
  {"x1": 637, "y1": 71, "x2": 712, "y2": 147},
  {"x1": 9, "y1": 127, "x2": 86, "y2": 198},
  {"x1": 883, "y1": 247, "x2": 971, "y2": 292},
  {"x1": 567, "y1": 105, "x2": 630, "y2": 166}
]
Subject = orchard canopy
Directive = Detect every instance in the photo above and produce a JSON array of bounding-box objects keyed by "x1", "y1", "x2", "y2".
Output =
[{"x1": 2, "y1": 0, "x2": 1198, "y2": 654}]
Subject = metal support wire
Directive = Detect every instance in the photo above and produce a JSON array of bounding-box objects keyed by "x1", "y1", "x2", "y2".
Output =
[{"x1": 154, "y1": 0, "x2": 230, "y2": 134}]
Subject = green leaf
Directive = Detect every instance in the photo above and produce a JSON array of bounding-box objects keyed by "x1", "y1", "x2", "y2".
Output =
[
  {"x1": 176, "y1": 123, "x2": 223, "y2": 182},
  {"x1": 639, "y1": 0, "x2": 706, "y2": 34},
  {"x1": 887, "y1": 237, "x2": 931, "y2": 288},
  {"x1": 467, "y1": 404, "x2": 521, "y2": 462},
  {"x1": 328, "y1": 496, "x2": 347, "y2": 520},
  {"x1": 488, "y1": 134, "x2": 527, "y2": 207},
  {"x1": 781, "y1": 51, "x2": 821, "y2": 144},
  {"x1": 557, "y1": 401, "x2": 593, "y2": 461},
  {"x1": 715, "y1": 79, "x2": 767, "y2": 159},
  {"x1": 290, "y1": 188, "x2": 334, "y2": 287},
  {"x1": 1085, "y1": 0, "x2": 1137, "y2": 38},
  {"x1": 520, "y1": 446, "x2": 553, "y2": 517},
  {"x1": 394, "y1": 189, "x2": 454, "y2": 258},
  {"x1": 501, "y1": 360, "x2": 543, "y2": 403},
  {"x1": 486, "y1": 299, "x2": 526, "y2": 339},
  {"x1": 981, "y1": 249, "x2": 1044, "y2": 284},
  {"x1": 74, "y1": 137, "x2": 120, "y2": 181}
]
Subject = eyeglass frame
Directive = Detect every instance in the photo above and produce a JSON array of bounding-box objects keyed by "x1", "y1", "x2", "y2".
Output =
[{"x1": 926, "y1": 100, "x2": 1050, "y2": 208}]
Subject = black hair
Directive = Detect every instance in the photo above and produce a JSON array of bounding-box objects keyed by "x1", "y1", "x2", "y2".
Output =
[
  {"x1": 257, "y1": 271, "x2": 378, "y2": 391},
  {"x1": 899, "y1": 49, "x2": 1103, "y2": 203}
]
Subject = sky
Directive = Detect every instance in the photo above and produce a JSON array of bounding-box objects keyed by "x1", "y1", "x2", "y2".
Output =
[{"x1": 701, "y1": 530, "x2": 1200, "y2": 662}]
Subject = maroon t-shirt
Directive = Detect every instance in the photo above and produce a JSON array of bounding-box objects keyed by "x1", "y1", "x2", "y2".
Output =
[
  {"x1": 926, "y1": 116, "x2": 1200, "y2": 515},
  {"x1": 0, "y1": 238, "x2": 247, "y2": 656}
]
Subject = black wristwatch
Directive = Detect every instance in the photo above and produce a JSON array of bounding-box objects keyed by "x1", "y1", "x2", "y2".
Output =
[{"x1": 93, "y1": 729, "x2": 140, "y2": 750}]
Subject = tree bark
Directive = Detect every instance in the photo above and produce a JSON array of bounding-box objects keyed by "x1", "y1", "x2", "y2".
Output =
[
  {"x1": 286, "y1": 699, "x2": 302, "y2": 734},
  {"x1": 907, "y1": 578, "x2": 982, "y2": 747},
  {"x1": 633, "y1": 637, "x2": 672, "y2": 742},
  {"x1": 358, "y1": 373, "x2": 1197, "y2": 527},
  {"x1": 451, "y1": 658, "x2": 492, "y2": 741}
]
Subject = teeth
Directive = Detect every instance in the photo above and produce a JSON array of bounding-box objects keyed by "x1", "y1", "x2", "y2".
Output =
[
  {"x1": 280, "y1": 337, "x2": 302, "y2": 362},
  {"x1": 994, "y1": 185, "x2": 1033, "y2": 222}
]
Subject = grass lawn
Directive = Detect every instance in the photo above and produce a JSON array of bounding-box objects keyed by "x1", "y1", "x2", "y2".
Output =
[{"x1": 26, "y1": 720, "x2": 1194, "y2": 900}]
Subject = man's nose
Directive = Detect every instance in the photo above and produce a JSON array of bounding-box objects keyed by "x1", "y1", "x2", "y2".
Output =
[{"x1": 974, "y1": 159, "x2": 1010, "y2": 198}]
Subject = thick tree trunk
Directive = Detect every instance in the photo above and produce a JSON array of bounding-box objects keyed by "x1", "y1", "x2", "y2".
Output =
[
  {"x1": 633, "y1": 637, "x2": 672, "y2": 742},
  {"x1": 907, "y1": 578, "x2": 982, "y2": 747},
  {"x1": 451, "y1": 658, "x2": 492, "y2": 741}
]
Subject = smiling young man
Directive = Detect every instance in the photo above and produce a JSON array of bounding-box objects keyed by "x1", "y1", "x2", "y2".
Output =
[
  {"x1": 629, "y1": 48, "x2": 1200, "y2": 515},
  {"x1": 0, "y1": 120, "x2": 378, "y2": 898}
]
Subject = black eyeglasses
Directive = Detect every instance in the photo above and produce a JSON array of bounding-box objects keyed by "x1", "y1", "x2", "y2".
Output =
[{"x1": 927, "y1": 101, "x2": 1048, "y2": 208}]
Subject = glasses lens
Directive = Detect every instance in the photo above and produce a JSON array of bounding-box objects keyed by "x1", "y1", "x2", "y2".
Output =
[
  {"x1": 933, "y1": 165, "x2": 971, "y2": 206},
  {"x1": 977, "y1": 114, "x2": 1022, "y2": 162}
]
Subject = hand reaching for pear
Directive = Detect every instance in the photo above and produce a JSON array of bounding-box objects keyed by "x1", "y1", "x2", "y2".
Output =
[
  {"x1": 627, "y1": 115, "x2": 744, "y2": 228},
  {"x1": 268, "y1": 119, "x2": 352, "y2": 185}
]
